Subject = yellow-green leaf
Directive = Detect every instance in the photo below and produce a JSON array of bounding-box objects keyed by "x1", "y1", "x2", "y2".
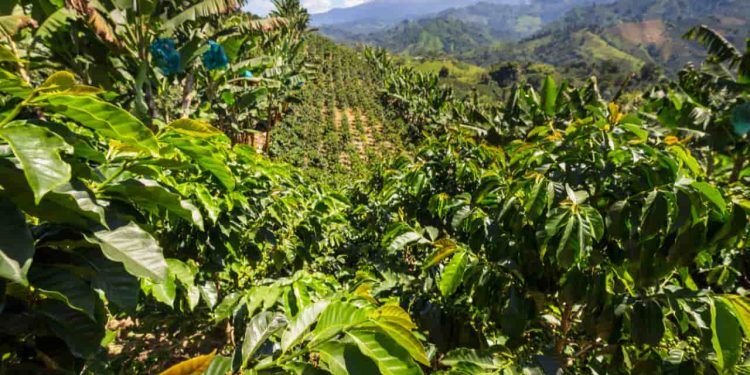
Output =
[
  {"x1": 37, "y1": 71, "x2": 102, "y2": 95},
  {"x1": 373, "y1": 321, "x2": 429, "y2": 366},
  {"x1": 346, "y1": 329, "x2": 423, "y2": 375},
  {"x1": 370, "y1": 304, "x2": 417, "y2": 330},
  {"x1": 439, "y1": 251, "x2": 468, "y2": 297},
  {"x1": 35, "y1": 94, "x2": 159, "y2": 156},
  {"x1": 422, "y1": 238, "x2": 458, "y2": 269},
  {"x1": 721, "y1": 295, "x2": 750, "y2": 339},
  {"x1": 167, "y1": 118, "x2": 223, "y2": 138},
  {"x1": 0, "y1": 121, "x2": 72, "y2": 203},
  {"x1": 159, "y1": 350, "x2": 216, "y2": 375}
]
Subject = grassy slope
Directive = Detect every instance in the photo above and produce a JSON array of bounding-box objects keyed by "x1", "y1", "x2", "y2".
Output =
[
  {"x1": 405, "y1": 57, "x2": 501, "y2": 100},
  {"x1": 578, "y1": 31, "x2": 644, "y2": 71},
  {"x1": 411, "y1": 58, "x2": 486, "y2": 84}
]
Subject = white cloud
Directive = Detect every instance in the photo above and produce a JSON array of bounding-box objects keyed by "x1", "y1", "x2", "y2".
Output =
[{"x1": 244, "y1": 0, "x2": 369, "y2": 15}]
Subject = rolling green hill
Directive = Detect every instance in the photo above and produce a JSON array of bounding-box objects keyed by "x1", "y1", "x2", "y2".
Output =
[
  {"x1": 329, "y1": 0, "x2": 613, "y2": 55},
  {"x1": 355, "y1": 17, "x2": 495, "y2": 56},
  {"x1": 404, "y1": 57, "x2": 500, "y2": 99}
]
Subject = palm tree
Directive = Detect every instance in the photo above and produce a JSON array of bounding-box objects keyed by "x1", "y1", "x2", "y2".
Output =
[
  {"x1": 682, "y1": 25, "x2": 749, "y2": 182},
  {"x1": 684, "y1": 25, "x2": 749, "y2": 84}
]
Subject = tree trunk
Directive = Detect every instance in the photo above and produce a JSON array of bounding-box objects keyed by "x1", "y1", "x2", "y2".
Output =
[{"x1": 263, "y1": 130, "x2": 271, "y2": 155}]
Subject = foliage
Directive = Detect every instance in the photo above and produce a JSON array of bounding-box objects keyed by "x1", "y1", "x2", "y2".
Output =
[
  {"x1": 5, "y1": 0, "x2": 310, "y2": 147},
  {"x1": 355, "y1": 29, "x2": 750, "y2": 372},
  {"x1": 270, "y1": 36, "x2": 407, "y2": 184}
]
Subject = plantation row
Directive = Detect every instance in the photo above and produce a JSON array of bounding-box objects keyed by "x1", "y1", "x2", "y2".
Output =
[
  {"x1": 270, "y1": 36, "x2": 406, "y2": 183},
  {"x1": 0, "y1": 0, "x2": 749, "y2": 374}
]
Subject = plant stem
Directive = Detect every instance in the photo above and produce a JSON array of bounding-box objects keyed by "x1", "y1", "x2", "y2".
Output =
[
  {"x1": 0, "y1": 93, "x2": 36, "y2": 128},
  {"x1": 729, "y1": 153, "x2": 746, "y2": 183},
  {"x1": 5, "y1": 36, "x2": 30, "y2": 83},
  {"x1": 555, "y1": 303, "x2": 573, "y2": 367},
  {"x1": 94, "y1": 161, "x2": 130, "y2": 192},
  {"x1": 0, "y1": 103, "x2": 24, "y2": 128}
]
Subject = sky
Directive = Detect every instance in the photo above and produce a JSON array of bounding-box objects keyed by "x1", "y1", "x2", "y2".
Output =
[{"x1": 244, "y1": 0, "x2": 369, "y2": 15}]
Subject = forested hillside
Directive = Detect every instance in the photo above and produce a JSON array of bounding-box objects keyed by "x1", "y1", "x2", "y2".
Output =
[
  {"x1": 465, "y1": 0, "x2": 750, "y2": 73},
  {"x1": 1, "y1": 0, "x2": 750, "y2": 374},
  {"x1": 328, "y1": 0, "x2": 749, "y2": 96}
]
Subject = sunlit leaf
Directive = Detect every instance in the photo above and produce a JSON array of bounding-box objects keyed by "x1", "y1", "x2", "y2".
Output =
[
  {"x1": 86, "y1": 222, "x2": 168, "y2": 282},
  {"x1": 159, "y1": 350, "x2": 217, "y2": 375},
  {"x1": 0, "y1": 121, "x2": 72, "y2": 203}
]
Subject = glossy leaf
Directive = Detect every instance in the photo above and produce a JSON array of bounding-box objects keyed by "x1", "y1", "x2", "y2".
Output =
[
  {"x1": 691, "y1": 181, "x2": 727, "y2": 216},
  {"x1": 203, "y1": 355, "x2": 232, "y2": 375},
  {"x1": 441, "y1": 348, "x2": 502, "y2": 370},
  {"x1": 0, "y1": 197, "x2": 34, "y2": 285},
  {"x1": 29, "y1": 265, "x2": 98, "y2": 320},
  {"x1": 387, "y1": 231, "x2": 423, "y2": 253},
  {"x1": 241, "y1": 311, "x2": 287, "y2": 364},
  {"x1": 370, "y1": 304, "x2": 417, "y2": 330},
  {"x1": 105, "y1": 179, "x2": 204, "y2": 230},
  {"x1": 317, "y1": 342, "x2": 380, "y2": 375},
  {"x1": 439, "y1": 251, "x2": 468, "y2": 297},
  {"x1": 281, "y1": 300, "x2": 330, "y2": 351},
  {"x1": 721, "y1": 295, "x2": 750, "y2": 339},
  {"x1": 422, "y1": 238, "x2": 458, "y2": 269},
  {"x1": 36, "y1": 94, "x2": 159, "y2": 155},
  {"x1": 311, "y1": 301, "x2": 370, "y2": 344},
  {"x1": 86, "y1": 222, "x2": 168, "y2": 282},
  {"x1": 85, "y1": 250, "x2": 139, "y2": 310},
  {"x1": 167, "y1": 118, "x2": 223, "y2": 138},
  {"x1": 166, "y1": 136, "x2": 235, "y2": 190},
  {"x1": 711, "y1": 298, "x2": 743, "y2": 370},
  {"x1": 373, "y1": 321, "x2": 429, "y2": 366},
  {"x1": 0, "y1": 68, "x2": 32, "y2": 98},
  {"x1": 541, "y1": 75, "x2": 557, "y2": 116},
  {"x1": 37, "y1": 300, "x2": 105, "y2": 358},
  {"x1": 346, "y1": 329, "x2": 423, "y2": 375},
  {"x1": 0, "y1": 121, "x2": 72, "y2": 203}
]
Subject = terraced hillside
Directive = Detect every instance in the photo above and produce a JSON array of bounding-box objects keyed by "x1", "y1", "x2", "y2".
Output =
[{"x1": 270, "y1": 36, "x2": 407, "y2": 182}]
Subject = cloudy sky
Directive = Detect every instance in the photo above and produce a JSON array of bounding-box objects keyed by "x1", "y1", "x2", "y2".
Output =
[{"x1": 244, "y1": 0, "x2": 369, "y2": 15}]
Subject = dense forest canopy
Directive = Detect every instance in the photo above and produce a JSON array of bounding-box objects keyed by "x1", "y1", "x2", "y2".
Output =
[{"x1": 0, "y1": 0, "x2": 749, "y2": 374}]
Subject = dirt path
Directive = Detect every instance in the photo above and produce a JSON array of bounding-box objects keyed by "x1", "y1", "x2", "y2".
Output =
[{"x1": 345, "y1": 108, "x2": 367, "y2": 159}]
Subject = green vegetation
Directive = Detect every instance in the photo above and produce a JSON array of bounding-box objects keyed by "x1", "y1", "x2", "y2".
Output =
[
  {"x1": 270, "y1": 36, "x2": 406, "y2": 183},
  {"x1": 0, "y1": 0, "x2": 750, "y2": 374},
  {"x1": 363, "y1": 17, "x2": 494, "y2": 56},
  {"x1": 405, "y1": 57, "x2": 499, "y2": 99}
]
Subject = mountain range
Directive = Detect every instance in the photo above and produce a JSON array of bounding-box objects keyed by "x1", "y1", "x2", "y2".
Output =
[
  {"x1": 310, "y1": 0, "x2": 530, "y2": 25},
  {"x1": 317, "y1": 0, "x2": 749, "y2": 75},
  {"x1": 311, "y1": 0, "x2": 528, "y2": 36}
]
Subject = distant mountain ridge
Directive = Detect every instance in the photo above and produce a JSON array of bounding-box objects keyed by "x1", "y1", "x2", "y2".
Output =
[
  {"x1": 311, "y1": 0, "x2": 530, "y2": 35},
  {"x1": 318, "y1": 0, "x2": 616, "y2": 51}
]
